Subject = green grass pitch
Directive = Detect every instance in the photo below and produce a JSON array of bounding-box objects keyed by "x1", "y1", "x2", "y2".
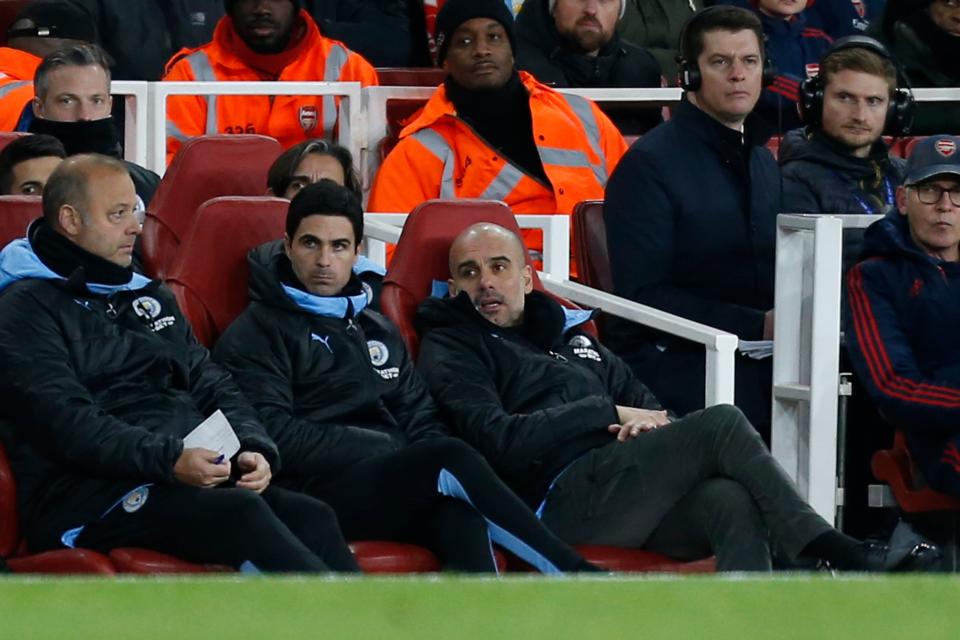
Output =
[{"x1": 2, "y1": 574, "x2": 958, "y2": 639}]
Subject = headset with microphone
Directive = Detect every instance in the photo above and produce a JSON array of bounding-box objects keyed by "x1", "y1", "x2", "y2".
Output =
[
  {"x1": 676, "y1": 5, "x2": 776, "y2": 92},
  {"x1": 798, "y1": 35, "x2": 915, "y2": 136}
]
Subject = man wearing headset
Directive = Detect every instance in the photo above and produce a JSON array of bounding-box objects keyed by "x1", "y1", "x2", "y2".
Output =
[
  {"x1": 780, "y1": 36, "x2": 914, "y2": 225},
  {"x1": 603, "y1": 5, "x2": 779, "y2": 439}
]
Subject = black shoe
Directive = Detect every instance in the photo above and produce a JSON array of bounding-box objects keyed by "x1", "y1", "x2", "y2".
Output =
[{"x1": 859, "y1": 540, "x2": 942, "y2": 572}]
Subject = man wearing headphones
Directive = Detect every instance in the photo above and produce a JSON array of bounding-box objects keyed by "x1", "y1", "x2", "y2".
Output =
[
  {"x1": 781, "y1": 36, "x2": 913, "y2": 226},
  {"x1": 603, "y1": 5, "x2": 779, "y2": 439}
]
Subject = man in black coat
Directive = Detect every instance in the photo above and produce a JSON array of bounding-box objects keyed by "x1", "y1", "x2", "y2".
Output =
[
  {"x1": 415, "y1": 221, "x2": 938, "y2": 571},
  {"x1": 603, "y1": 5, "x2": 779, "y2": 437},
  {"x1": 515, "y1": 0, "x2": 662, "y2": 133},
  {"x1": 0, "y1": 154, "x2": 357, "y2": 572},
  {"x1": 213, "y1": 179, "x2": 597, "y2": 574}
]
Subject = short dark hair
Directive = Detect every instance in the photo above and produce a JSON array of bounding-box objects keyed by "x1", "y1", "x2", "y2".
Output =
[
  {"x1": 680, "y1": 6, "x2": 765, "y2": 65},
  {"x1": 42, "y1": 153, "x2": 127, "y2": 226},
  {"x1": 34, "y1": 43, "x2": 112, "y2": 100},
  {"x1": 286, "y1": 179, "x2": 364, "y2": 247},
  {"x1": 820, "y1": 46, "x2": 897, "y2": 95},
  {"x1": 0, "y1": 134, "x2": 66, "y2": 194},
  {"x1": 267, "y1": 139, "x2": 362, "y2": 198}
]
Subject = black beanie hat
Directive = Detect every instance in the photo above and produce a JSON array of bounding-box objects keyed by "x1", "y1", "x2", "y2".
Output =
[
  {"x1": 435, "y1": 0, "x2": 517, "y2": 65},
  {"x1": 224, "y1": 0, "x2": 300, "y2": 14}
]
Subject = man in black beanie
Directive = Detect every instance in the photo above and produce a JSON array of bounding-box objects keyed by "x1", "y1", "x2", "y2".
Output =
[{"x1": 369, "y1": 0, "x2": 627, "y2": 269}]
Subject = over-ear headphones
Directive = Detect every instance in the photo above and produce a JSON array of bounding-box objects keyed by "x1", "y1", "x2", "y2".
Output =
[
  {"x1": 676, "y1": 5, "x2": 776, "y2": 93},
  {"x1": 798, "y1": 35, "x2": 915, "y2": 136}
]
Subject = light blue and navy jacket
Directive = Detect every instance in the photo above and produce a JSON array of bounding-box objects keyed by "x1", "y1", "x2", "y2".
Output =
[
  {"x1": 0, "y1": 221, "x2": 276, "y2": 551},
  {"x1": 213, "y1": 240, "x2": 447, "y2": 485}
]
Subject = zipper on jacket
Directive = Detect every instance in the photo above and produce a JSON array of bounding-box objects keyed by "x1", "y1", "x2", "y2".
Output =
[
  {"x1": 106, "y1": 301, "x2": 119, "y2": 319},
  {"x1": 346, "y1": 317, "x2": 359, "y2": 336}
]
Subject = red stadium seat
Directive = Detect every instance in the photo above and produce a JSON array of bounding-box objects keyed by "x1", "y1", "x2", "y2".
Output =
[
  {"x1": 108, "y1": 548, "x2": 232, "y2": 574},
  {"x1": 871, "y1": 431, "x2": 960, "y2": 514},
  {"x1": 349, "y1": 541, "x2": 441, "y2": 573},
  {"x1": 375, "y1": 67, "x2": 446, "y2": 87},
  {"x1": 901, "y1": 136, "x2": 925, "y2": 159},
  {"x1": 0, "y1": 442, "x2": 116, "y2": 575},
  {"x1": 0, "y1": 195, "x2": 40, "y2": 246},
  {"x1": 379, "y1": 98, "x2": 429, "y2": 162},
  {"x1": 574, "y1": 545, "x2": 716, "y2": 573},
  {"x1": 571, "y1": 200, "x2": 612, "y2": 292},
  {"x1": 765, "y1": 135, "x2": 781, "y2": 160},
  {"x1": 142, "y1": 135, "x2": 283, "y2": 279},
  {"x1": 164, "y1": 195, "x2": 289, "y2": 347},
  {"x1": 0, "y1": 131, "x2": 28, "y2": 152},
  {"x1": 381, "y1": 198, "x2": 596, "y2": 359}
]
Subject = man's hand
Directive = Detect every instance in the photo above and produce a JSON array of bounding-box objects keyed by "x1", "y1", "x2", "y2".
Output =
[
  {"x1": 609, "y1": 406, "x2": 671, "y2": 442},
  {"x1": 235, "y1": 451, "x2": 271, "y2": 494},
  {"x1": 173, "y1": 448, "x2": 231, "y2": 488}
]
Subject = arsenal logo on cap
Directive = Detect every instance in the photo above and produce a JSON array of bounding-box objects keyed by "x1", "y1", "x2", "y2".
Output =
[
  {"x1": 936, "y1": 138, "x2": 957, "y2": 157},
  {"x1": 299, "y1": 105, "x2": 318, "y2": 133}
]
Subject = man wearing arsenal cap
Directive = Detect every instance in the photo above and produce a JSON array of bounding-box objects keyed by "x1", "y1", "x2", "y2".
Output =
[{"x1": 844, "y1": 134, "x2": 960, "y2": 498}]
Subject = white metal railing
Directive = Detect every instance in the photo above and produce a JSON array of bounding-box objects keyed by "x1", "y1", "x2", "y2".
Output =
[
  {"x1": 111, "y1": 81, "x2": 149, "y2": 168},
  {"x1": 772, "y1": 213, "x2": 882, "y2": 523},
  {"x1": 363, "y1": 212, "x2": 571, "y2": 281},
  {"x1": 540, "y1": 274, "x2": 737, "y2": 407},
  {"x1": 148, "y1": 81, "x2": 362, "y2": 175}
]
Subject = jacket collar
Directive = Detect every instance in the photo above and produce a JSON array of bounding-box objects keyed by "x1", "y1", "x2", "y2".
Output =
[
  {"x1": 0, "y1": 47, "x2": 41, "y2": 78},
  {"x1": 0, "y1": 237, "x2": 151, "y2": 295},
  {"x1": 208, "y1": 9, "x2": 321, "y2": 75},
  {"x1": 399, "y1": 70, "x2": 549, "y2": 139},
  {"x1": 672, "y1": 97, "x2": 765, "y2": 155}
]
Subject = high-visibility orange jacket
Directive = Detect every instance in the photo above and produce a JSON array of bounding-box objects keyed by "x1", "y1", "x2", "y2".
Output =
[
  {"x1": 368, "y1": 71, "x2": 627, "y2": 262},
  {"x1": 0, "y1": 48, "x2": 40, "y2": 132},
  {"x1": 163, "y1": 9, "x2": 378, "y2": 164}
]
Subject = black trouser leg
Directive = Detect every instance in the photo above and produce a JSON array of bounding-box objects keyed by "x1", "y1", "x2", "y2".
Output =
[
  {"x1": 303, "y1": 437, "x2": 591, "y2": 573},
  {"x1": 420, "y1": 497, "x2": 497, "y2": 572},
  {"x1": 643, "y1": 478, "x2": 773, "y2": 571},
  {"x1": 74, "y1": 484, "x2": 343, "y2": 572},
  {"x1": 259, "y1": 485, "x2": 360, "y2": 572},
  {"x1": 542, "y1": 405, "x2": 832, "y2": 564}
]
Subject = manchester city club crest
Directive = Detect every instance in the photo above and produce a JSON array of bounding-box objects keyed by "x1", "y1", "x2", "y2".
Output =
[
  {"x1": 122, "y1": 486, "x2": 150, "y2": 513},
  {"x1": 132, "y1": 296, "x2": 162, "y2": 320},
  {"x1": 367, "y1": 340, "x2": 389, "y2": 366},
  {"x1": 299, "y1": 105, "x2": 318, "y2": 132}
]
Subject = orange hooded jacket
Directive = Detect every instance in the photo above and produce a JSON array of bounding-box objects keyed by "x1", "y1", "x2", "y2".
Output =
[
  {"x1": 163, "y1": 9, "x2": 378, "y2": 164},
  {"x1": 0, "y1": 48, "x2": 40, "y2": 132},
  {"x1": 368, "y1": 71, "x2": 627, "y2": 263}
]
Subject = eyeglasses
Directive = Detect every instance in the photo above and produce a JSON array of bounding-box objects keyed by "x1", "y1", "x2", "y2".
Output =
[{"x1": 911, "y1": 183, "x2": 960, "y2": 206}]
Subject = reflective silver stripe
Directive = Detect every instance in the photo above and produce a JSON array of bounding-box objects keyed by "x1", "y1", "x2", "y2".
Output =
[
  {"x1": 557, "y1": 93, "x2": 607, "y2": 184},
  {"x1": 539, "y1": 147, "x2": 593, "y2": 168},
  {"x1": 166, "y1": 118, "x2": 189, "y2": 142},
  {"x1": 184, "y1": 51, "x2": 218, "y2": 135},
  {"x1": 410, "y1": 128, "x2": 456, "y2": 199},
  {"x1": 480, "y1": 161, "x2": 525, "y2": 200},
  {"x1": 0, "y1": 80, "x2": 29, "y2": 98},
  {"x1": 322, "y1": 45, "x2": 349, "y2": 135}
]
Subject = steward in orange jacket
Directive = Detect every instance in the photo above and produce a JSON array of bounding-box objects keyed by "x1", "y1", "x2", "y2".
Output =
[
  {"x1": 163, "y1": 1, "x2": 378, "y2": 164},
  {"x1": 0, "y1": 48, "x2": 40, "y2": 131},
  {"x1": 368, "y1": 0, "x2": 626, "y2": 265}
]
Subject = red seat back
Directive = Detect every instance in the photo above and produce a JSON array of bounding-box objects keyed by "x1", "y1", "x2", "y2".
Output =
[
  {"x1": 375, "y1": 68, "x2": 446, "y2": 87},
  {"x1": 0, "y1": 195, "x2": 40, "y2": 247},
  {"x1": 871, "y1": 431, "x2": 960, "y2": 513},
  {"x1": 901, "y1": 136, "x2": 925, "y2": 159},
  {"x1": 382, "y1": 198, "x2": 594, "y2": 359},
  {"x1": 165, "y1": 196, "x2": 288, "y2": 347},
  {"x1": 142, "y1": 135, "x2": 283, "y2": 279},
  {"x1": 378, "y1": 98, "x2": 429, "y2": 161},
  {"x1": 0, "y1": 442, "x2": 19, "y2": 558},
  {"x1": 0, "y1": 131, "x2": 29, "y2": 152},
  {"x1": 571, "y1": 200, "x2": 613, "y2": 293}
]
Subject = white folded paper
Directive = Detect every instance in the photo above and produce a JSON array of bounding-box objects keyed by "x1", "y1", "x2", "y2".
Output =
[
  {"x1": 182, "y1": 409, "x2": 241, "y2": 460},
  {"x1": 738, "y1": 339, "x2": 774, "y2": 360}
]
